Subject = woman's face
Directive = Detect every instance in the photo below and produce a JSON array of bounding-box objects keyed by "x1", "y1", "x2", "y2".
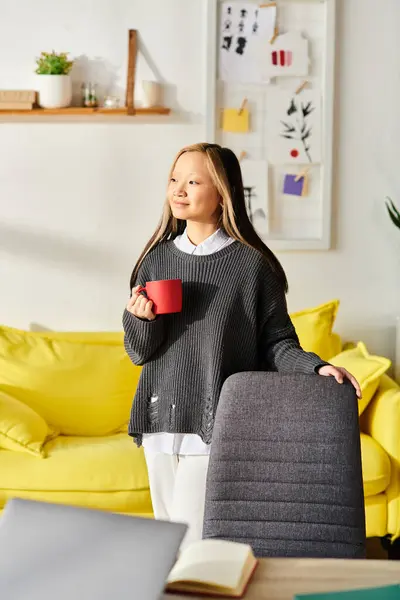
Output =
[{"x1": 168, "y1": 152, "x2": 221, "y2": 224}]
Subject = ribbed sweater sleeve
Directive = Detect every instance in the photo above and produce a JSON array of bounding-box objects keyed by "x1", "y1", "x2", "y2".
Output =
[
  {"x1": 122, "y1": 257, "x2": 165, "y2": 366},
  {"x1": 260, "y1": 269, "x2": 329, "y2": 374},
  {"x1": 123, "y1": 310, "x2": 165, "y2": 366}
]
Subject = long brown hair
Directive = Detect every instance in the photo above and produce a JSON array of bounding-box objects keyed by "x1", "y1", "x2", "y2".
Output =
[{"x1": 130, "y1": 143, "x2": 288, "y2": 293}]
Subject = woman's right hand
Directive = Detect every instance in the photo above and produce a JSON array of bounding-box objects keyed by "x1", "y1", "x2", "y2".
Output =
[{"x1": 126, "y1": 286, "x2": 156, "y2": 321}]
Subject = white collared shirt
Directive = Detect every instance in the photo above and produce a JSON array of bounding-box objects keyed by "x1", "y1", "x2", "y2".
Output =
[
  {"x1": 142, "y1": 228, "x2": 236, "y2": 456},
  {"x1": 175, "y1": 227, "x2": 235, "y2": 256}
]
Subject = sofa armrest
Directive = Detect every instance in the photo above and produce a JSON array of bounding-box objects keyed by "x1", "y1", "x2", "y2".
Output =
[{"x1": 361, "y1": 374, "x2": 400, "y2": 539}]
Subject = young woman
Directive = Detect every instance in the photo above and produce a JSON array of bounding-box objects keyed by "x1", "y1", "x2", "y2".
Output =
[{"x1": 123, "y1": 143, "x2": 360, "y2": 547}]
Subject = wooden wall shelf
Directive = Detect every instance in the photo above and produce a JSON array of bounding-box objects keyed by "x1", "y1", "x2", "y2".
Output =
[
  {"x1": 0, "y1": 106, "x2": 170, "y2": 116},
  {"x1": 0, "y1": 33, "x2": 169, "y2": 122}
]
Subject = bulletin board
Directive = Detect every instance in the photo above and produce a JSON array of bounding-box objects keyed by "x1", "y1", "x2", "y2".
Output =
[{"x1": 204, "y1": 0, "x2": 336, "y2": 251}]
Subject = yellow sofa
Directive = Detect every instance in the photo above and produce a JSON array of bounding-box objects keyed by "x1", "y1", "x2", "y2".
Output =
[
  {"x1": 0, "y1": 299, "x2": 399, "y2": 549},
  {"x1": 0, "y1": 327, "x2": 152, "y2": 518},
  {"x1": 361, "y1": 374, "x2": 400, "y2": 541}
]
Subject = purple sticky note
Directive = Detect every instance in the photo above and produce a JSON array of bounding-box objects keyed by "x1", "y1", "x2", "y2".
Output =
[{"x1": 283, "y1": 174, "x2": 304, "y2": 196}]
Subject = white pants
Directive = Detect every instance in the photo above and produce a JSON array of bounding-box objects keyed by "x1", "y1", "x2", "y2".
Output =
[{"x1": 144, "y1": 450, "x2": 210, "y2": 549}]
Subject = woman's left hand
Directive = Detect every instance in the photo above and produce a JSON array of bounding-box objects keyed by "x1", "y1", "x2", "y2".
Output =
[{"x1": 318, "y1": 365, "x2": 362, "y2": 399}]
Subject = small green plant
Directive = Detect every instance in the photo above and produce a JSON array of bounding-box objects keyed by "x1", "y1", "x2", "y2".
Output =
[
  {"x1": 35, "y1": 51, "x2": 73, "y2": 75},
  {"x1": 386, "y1": 197, "x2": 400, "y2": 231}
]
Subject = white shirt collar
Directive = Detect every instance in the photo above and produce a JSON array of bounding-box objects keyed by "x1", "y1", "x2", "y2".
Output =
[{"x1": 174, "y1": 228, "x2": 234, "y2": 256}]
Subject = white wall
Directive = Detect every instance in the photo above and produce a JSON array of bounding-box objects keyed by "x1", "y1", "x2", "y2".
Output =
[
  {"x1": 0, "y1": 0, "x2": 206, "y2": 330},
  {"x1": 0, "y1": 0, "x2": 399, "y2": 363},
  {"x1": 280, "y1": 0, "x2": 400, "y2": 361}
]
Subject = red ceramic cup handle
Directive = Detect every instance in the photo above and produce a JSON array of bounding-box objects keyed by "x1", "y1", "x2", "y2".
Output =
[{"x1": 136, "y1": 286, "x2": 146, "y2": 294}]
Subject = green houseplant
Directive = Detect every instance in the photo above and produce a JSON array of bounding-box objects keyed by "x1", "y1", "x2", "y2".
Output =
[
  {"x1": 35, "y1": 51, "x2": 74, "y2": 109},
  {"x1": 35, "y1": 51, "x2": 73, "y2": 76},
  {"x1": 386, "y1": 198, "x2": 400, "y2": 231}
]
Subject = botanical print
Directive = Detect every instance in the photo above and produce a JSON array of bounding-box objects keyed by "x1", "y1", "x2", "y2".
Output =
[
  {"x1": 281, "y1": 97, "x2": 314, "y2": 163},
  {"x1": 267, "y1": 90, "x2": 322, "y2": 165}
]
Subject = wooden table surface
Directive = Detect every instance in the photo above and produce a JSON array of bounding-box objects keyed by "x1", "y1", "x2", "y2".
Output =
[{"x1": 165, "y1": 558, "x2": 400, "y2": 600}]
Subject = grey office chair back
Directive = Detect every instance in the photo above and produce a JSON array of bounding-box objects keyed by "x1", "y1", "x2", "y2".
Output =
[{"x1": 203, "y1": 373, "x2": 366, "y2": 558}]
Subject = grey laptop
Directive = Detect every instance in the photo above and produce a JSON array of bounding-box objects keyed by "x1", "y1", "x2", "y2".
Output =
[{"x1": 0, "y1": 498, "x2": 187, "y2": 600}]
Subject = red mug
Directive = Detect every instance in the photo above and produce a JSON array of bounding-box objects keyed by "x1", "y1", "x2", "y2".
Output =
[{"x1": 137, "y1": 279, "x2": 182, "y2": 315}]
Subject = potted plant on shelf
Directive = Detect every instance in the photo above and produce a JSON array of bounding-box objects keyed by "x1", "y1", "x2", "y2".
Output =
[
  {"x1": 386, "y1": 198, "x2": 400, "y2": 230},
  {"x1": 35, "y1": 51, "x2": 73, "y2": 109}
]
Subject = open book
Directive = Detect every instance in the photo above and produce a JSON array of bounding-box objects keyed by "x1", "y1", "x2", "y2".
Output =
[{"x1": 166, "y1": 539, "x2": 258, "y2": 598}]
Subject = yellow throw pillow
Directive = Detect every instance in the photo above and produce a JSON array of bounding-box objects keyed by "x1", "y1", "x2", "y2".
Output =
[
  {"x1": 0, "y1": 325, "x2": 142, "y2": 437},
  {"x1": 329, "y1": 342, "x2": 391, "y2": 415},
  {"x1": 0, "y1": 391, "x2": 55, "y2": 458},
  {"x1": 330, "y1": 333, "x2": 342, "y2": 358},
  {"x1": 290, "y1": 300, "x2": 340, "y2": 361}
]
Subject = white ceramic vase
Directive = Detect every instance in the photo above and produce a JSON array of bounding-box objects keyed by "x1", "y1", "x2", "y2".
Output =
[
  {"x1": 142, "y1": 81, "x2": 163, "y2": 108},
  {"x1": 36, "y1": 74, "x2": 72, "y2": 109}
]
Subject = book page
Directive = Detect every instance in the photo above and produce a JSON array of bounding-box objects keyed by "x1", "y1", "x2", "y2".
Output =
[{"x1": 167, "y1": 540, "x2": 251, "y2": 590}]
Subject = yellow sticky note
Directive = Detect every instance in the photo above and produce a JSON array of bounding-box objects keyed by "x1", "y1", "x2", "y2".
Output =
[{"x1": 222, "y1": 108, "x2": 250, "y2": 133}]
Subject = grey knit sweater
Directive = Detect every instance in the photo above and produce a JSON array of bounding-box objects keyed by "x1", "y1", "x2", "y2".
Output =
[{"x1": 123, "y1": 240, "x2": 328, "y2": 446}]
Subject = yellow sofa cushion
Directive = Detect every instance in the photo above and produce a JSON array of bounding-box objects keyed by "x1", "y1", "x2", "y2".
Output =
[
  {"x1": 0, "y1": 325, "x2": 141, "y2": 436},
  {"x1": 290, "y1": 300, "x2": 340, "y2": 361},
  {"x1": 0, "y1": 433, "x2": 148, "y2": 492},
  {"x1": 360, "y1": 433, "x2": 391, "y2": 497},
  {"x1": 329, "y1": 342, "x2": 391, "y2": 415},
  {"x1": 361, "y1": 374, "x2": 400, "y2": 444},
  {"x1": 0, "y1": 391, "x2": 56, "y2": 458},
  {"x1": 30, "y1": 330, "x2": 124, "y2": 345},
  {"x1": 361, "y1": 375, "x2": 400, "y2": 538},
  {"x1": 329, "y1": 333, "x2": 342, "y2": 358},
  {"x1": 364, "y1": 494, "x2": 388, "y2": 538}
]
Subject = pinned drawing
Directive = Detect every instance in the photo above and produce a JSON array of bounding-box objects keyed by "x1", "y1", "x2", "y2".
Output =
[
  {"x1": 219, "y1": 2, "x2": 276, "y2": 83},
  {"x1": 262, "y1": 32, "x2": 309, "y2": 80},
  {"x1": 267, "y1": 90, "x2": 322, "y2": 165},
  {"x1": 240, "y1": 160, "x2": 269, "y2": 236}
]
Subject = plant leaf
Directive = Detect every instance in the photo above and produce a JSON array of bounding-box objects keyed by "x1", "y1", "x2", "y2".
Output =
[
  {"x1": 386, "y1": 203, "x2": 400, "y2": 229},
  {"x1": 281, "y1": 134, "x2": 294, "y2": 139},
  {"x1": 35, "y1": 50, "x2": 73, "y2": 75},
  {"x1": 281, "y1": 120, "x2": 296, "y2": 133},
  {"x1": 287, "y1": 99, "x2": 297, "y2": 116},
  {"x1": 386, "y1": 197, "x2": 400, "y2": 220},
  {"x1": 302, "y1": 102, "x2": 315, "y2": 117},
  {"x1": 302, "y1": 129, "x2": 312, "y2": 141}
]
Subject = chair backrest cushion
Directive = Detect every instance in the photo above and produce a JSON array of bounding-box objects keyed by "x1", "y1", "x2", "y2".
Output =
[{"x1": 203, "y1": 372, "x2": 366, "y2": 558}]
